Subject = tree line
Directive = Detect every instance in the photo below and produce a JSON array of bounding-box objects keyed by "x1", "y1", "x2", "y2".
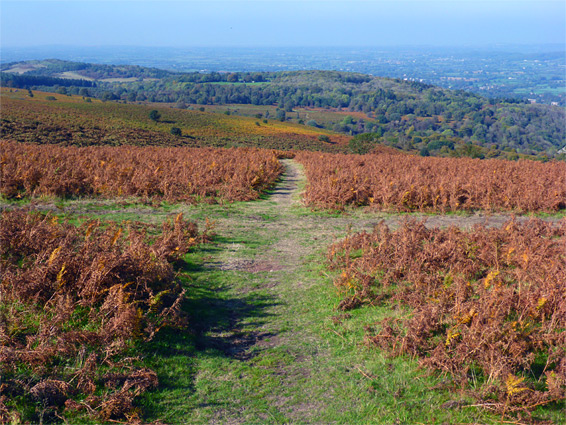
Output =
[{"x1": 1, "y1": 72, "x2": 96, "y2": 89}]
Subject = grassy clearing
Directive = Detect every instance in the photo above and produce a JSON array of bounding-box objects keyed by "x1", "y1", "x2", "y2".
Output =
[{"x1": 197, "y1": 103, "x2": 370, "y2": 128}]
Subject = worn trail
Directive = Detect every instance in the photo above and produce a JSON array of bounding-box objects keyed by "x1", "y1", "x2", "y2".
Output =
[{"x1": 164, "y1": 159, "x2": 540, "y2": 424}]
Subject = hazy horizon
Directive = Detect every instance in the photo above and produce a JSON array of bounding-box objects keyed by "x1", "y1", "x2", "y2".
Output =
[
  {"x1": 2, "y1": 1, "x2": 565, "y2": 49},
  {"x1": 3, "y1": 43, "x2": 566, "y2": 50}
]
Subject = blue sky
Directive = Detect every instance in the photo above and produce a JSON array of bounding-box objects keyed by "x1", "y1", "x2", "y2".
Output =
[{"x1": 1, "y1": 0, "x2": 565, "y2": 47}]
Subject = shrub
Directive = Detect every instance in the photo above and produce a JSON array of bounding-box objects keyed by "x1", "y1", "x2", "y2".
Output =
[
  {"x1": 328, "y1": 218, "x2": 566, "y2": 417},
  {"x1": 149, "y1": 109, "x2": 161, "y2": 122},
  {"x1": 349, "y1": 133, "x2": 380, "y2": 154},
  {"x1": 0, "y1": 210, "x2": 211, "y2": 421}
]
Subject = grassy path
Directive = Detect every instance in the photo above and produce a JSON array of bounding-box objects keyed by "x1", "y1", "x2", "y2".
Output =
[
  {"x1": 4, "y1": 160, "x2": 555, "y2": 423},
  {"x1": 138, "y1": 159, "x2": 525, "y2": 424}
]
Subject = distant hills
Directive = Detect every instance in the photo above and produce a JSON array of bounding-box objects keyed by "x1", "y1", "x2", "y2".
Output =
[
  {"x1": 1, "y1": 59, "x2": 174, "y2": 80},
  {"x1": 2, "y1": 59, "x2": 565, "y2": 160},
  {"x1": 2, "y1": 45, "x2": 564, "y2": 105}
]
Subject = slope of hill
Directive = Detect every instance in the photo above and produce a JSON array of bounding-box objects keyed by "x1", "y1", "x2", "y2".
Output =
[
  {"x1": 0, "y1": 89, "x2": 347, "y2": 152},
  {"x1": 2, "y1": 61, "x2": 565, "y2": 159},
  {"x1": 1, "y1": 58, "x2": 174, "y2": 80}
]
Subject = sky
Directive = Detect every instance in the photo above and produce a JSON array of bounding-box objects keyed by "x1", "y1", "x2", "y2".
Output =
[{"x1": 1, "y1": 0, "x2": 565, "y2": 48}]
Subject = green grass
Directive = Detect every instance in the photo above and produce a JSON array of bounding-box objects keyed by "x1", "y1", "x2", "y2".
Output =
[
  {"x1": 129, "y1": 204, "x2": 498, "y2": 424},
  {"x1": 2, "y1": 160, "x2": 562, "y2": 424}
]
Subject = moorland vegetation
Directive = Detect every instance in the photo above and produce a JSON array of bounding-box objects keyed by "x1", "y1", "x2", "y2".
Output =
[
  {"x1": 2, "y1": 61, "x2": 565, "y2": 160},
  {"x1": 0, "y1": 62, "x2": 565, "y2": 424}
]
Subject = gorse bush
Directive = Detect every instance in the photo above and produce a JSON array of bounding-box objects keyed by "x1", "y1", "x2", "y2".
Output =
[
  {"x1": 328, "y1": 218, "x2": 566, "y2": 418},
  {"x1": 0, "y1": 210, "x2": 212, "y2": 422}
]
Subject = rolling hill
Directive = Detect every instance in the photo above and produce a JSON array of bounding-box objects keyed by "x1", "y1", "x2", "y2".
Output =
[{"x1": 1, "y1": 60, "x2": 565, "y2": 159}]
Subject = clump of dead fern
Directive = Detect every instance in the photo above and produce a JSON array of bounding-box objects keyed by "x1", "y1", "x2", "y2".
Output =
[
  {"x1": 328, "y1": 218, "x2": 566, "y2": 421},
  {"x1": 0, "y1": 210, "x2": 211, "y2": 423},
  {"x1": 296, "y1": 151, "x2": 566, "y2": 213},
  {"x1": 0, "y1": 140, "x2": 283, "y2": 203}
]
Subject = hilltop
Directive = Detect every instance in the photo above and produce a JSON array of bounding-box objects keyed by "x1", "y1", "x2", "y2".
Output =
[{"x1": 1, "y1": 58, "x2": 174, "y2": 81}]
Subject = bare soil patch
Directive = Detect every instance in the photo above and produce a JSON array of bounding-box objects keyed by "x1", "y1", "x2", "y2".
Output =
[{"x1": 205, "y1": 259, "x2": 284, "y2": 273}]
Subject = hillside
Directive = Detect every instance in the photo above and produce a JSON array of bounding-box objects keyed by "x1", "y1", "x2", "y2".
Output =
[
  {"x1": 2, "y1": 71, "x2": 565, "y2": 425},
  {"x1": 0, "y1": 58, "x2": 174, "y2": 80},
  {"x1": 1, "y1": 60, "x2": 565, "y2": 159},
  {"x1": 0, "y1": 89, "x2": 347, "y2": 152}
]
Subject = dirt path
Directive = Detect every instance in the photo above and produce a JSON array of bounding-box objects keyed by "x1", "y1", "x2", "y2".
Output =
[
  {"x1": 270, "y1": 159, "x2": 303, "y2": 205},
  {"x1": 167, "y1": 160, "x2": 562, "y2": 424}
]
